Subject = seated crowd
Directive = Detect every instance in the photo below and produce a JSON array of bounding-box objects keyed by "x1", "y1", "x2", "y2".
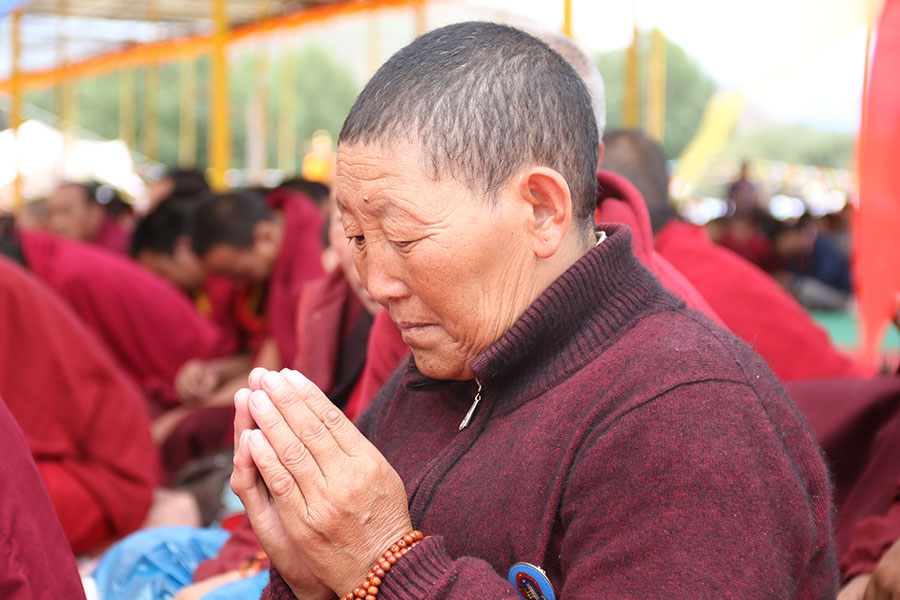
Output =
[{"x1": 0, "y1": 21, "x2": 898, "y2": 600}]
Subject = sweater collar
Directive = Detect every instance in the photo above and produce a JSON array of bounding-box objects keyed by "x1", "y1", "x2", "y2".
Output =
[
  {"x1": 403, "y1": 224, "x2": 681, "y2": 407},
  {"x1": 470, "y1": 223, "x2": 679, "y2": 403}
]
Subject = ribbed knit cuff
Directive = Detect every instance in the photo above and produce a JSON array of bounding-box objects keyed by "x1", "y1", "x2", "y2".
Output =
[{"x1": 378, "y1": 536, "x2": 454, "y2": 599}]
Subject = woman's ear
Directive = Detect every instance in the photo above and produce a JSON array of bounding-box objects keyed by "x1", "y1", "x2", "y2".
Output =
[{"x1": 517, "y1": 167, "x2": 573, "y2": 259}]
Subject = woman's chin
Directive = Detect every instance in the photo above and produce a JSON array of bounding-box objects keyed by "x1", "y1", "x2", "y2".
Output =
[{"x1": 411, "y1": 350, "x2": 473, "y2": 382}]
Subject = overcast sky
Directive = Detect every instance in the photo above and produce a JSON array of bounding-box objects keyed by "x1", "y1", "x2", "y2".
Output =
[{"x1": 465, "y1": 0, "x2": 869, "y2": 132}]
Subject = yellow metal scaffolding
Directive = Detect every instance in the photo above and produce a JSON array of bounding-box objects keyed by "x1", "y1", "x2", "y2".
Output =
[
  {"x1": 10, "y1": 10, "x2": 23, "y2": 210},
  {"x1": 209, "y1": 0, "x2": 231, "y2": 190},
  {"x1": 645, "y1": 27, "x2": 666, "y2": 142},
  {"x1": 623, "y1": 23, "x2": 640, "y2": 128}
]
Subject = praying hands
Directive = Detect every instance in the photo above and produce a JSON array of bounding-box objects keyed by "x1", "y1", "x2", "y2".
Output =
[{"x1": 231, "y1": 367, "x2": 412, "y2": 599}]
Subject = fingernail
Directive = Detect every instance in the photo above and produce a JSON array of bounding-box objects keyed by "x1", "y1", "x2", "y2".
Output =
[
  {"x1": 251, "y1": 391, "x2": 272, "y2": 413},
  {"x1": 263, "y1": 371, "x2": 285, "y2": 391},
  {"x1": 239, "y1": 429, "x2": 249, "y2": 449},
  {"x1": 284, "y1": 369, "x2": 309, "y2": 388},
  {"x1": 250, "y1": 429, "x2": 265, "y2": 449}
]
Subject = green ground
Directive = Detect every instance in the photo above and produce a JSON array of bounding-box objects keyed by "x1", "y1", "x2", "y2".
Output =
[{"x1": 812, "y1": 311, "x2": 900, "y2": 351}]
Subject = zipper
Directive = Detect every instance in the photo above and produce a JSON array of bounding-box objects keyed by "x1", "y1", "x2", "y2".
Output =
[{"x1": 458, "y1": 377, "x2": 482, "y2": 430}]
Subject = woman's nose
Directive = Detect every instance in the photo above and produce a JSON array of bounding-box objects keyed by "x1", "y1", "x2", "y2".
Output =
[{"x1": 359, "y1": 244, "x2": 409, "y2": 306}]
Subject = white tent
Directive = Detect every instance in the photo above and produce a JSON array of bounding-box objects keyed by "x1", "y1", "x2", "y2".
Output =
[{"x1": 0, "y1": 119, "x2": 146, "y2": 210}]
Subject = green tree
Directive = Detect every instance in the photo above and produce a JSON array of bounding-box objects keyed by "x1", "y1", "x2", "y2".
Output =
[
  {"x1": 595, "y1": 33, "x2": 717, "y2": 160},
  {"x1": 720, "y1": 124, "x2": 854, "y2": 170},
  {"x1": 230, "y1": 44, "x2": 360, "y2": 172}
]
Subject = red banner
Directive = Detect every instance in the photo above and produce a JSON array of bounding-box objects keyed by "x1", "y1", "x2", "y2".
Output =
[{"x1": 857, "y1": 0, "x2": 900, "y2": 366}]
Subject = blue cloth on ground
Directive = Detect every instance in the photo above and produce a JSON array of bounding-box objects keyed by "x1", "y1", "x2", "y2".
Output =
[{"x1": 92, "y1": 526, "x2": 230, "y2": 600}]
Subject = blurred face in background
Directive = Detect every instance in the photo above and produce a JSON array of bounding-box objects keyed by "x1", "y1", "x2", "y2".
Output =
[
  {"x1": 47, "y1": 184, "x2": 104, "y2": 241},
  {"x1": 136, "y1": 238, "x2": 207, "y2": 294},
  {"x1": 327, "y1": 195, "x2": 381, "y2": 315},
  {"x1": 201, "y1": 220, "x2": 282, "y2": 284}
]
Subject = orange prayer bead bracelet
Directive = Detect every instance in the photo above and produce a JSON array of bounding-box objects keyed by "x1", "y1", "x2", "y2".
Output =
[{"x1": 341, "y1": 530, "x2": 425, "y2": 600}]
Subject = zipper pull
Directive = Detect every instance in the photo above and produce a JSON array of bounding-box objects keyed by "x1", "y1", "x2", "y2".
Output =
[{"x1": 459, "y1": 378, "x2": 483, "y2": 431}]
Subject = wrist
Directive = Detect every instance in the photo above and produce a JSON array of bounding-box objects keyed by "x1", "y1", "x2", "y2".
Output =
[
  {"x1": 340, "y1": 531, "x2": 424, "y2": 600},
  {"x1": 335, "y1": 520, "x2": 413, "y2": 595}
]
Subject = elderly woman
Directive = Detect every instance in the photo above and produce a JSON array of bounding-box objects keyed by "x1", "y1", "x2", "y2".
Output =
[{"x1": 231, "y1": 22, "x2": 837, "y2": 599}]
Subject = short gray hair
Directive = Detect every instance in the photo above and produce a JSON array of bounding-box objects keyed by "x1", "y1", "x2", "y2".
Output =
[{"x1": 339, "y1": 21, "x2": 599, "y2": 225}]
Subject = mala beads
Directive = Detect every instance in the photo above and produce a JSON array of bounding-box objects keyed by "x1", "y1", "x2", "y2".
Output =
[{"x1": 341, "y1": 530, "x2": 425, "y2": 600}]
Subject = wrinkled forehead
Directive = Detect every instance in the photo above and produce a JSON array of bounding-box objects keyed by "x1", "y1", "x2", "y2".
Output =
[
  {"x1": 336, "y1": 141, "x2": 418, "y2": 181},
  {"x1": 334, "y1": 139, "x2": 484, "y2": 220},
  {"x1": 334, "y1": 141, "x2": 422, "y2": 209}
]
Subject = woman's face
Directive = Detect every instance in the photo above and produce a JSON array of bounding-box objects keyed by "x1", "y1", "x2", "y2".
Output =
[{"x1": 335, "y1": 141, "x2": 540, "y2": 381}]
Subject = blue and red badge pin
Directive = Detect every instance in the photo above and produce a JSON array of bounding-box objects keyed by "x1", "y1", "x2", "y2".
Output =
[{"x1": 507, "y1": 562, "x2": 556, "y2": 600}]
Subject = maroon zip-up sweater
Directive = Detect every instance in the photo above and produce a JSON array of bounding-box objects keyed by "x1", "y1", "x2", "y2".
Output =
[{"x1": 264, "y1": 225, "x2": 837, "y2": 599}]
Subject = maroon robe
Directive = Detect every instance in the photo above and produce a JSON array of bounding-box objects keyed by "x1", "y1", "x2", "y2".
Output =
[
  {"x1": 788, "y1": 376, "x2": 900, "y2": 569},
  {"x1": 294, "y1": 268, "x2": 373, "y2": 409},
  {"x1": 0, "y1": 256, "x2": 158, "y2": 554},
  {"x1": 19, "y1": 230, "x2": 224, "y2": 411},
  {"x1": 0, "y1": 395, "x2": 86, "y2": 599},
  {"x1": 344, "y1": 308, "x2": 410, "y2": 422},
  {"x1": 92, "y1": 213, "x2": 130, "y2": 255},
  {"x1": 263, "y1": 189, "x2": 326, "y2": 367},
  {"x1": 841, "y1": 478, "x2": 900, "y2": 581},
  {"x1": 656, "y1": 219, "x2": 866, "y2": 381}
]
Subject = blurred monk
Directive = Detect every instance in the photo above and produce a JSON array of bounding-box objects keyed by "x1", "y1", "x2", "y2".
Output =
[
  {"x1": 0, "y1": 255, "x2": 158, "y2": 554},
  {"x1": 169, "y1": 201, "x2": 408, "y2": 598},
  {"x1": 131, "y1": 200, "x2": 208, "y2": 296},
  {"x1": 47, "y1": 181, "x2": 131, "y2": 254},
  {"x1": 147, "y1": 168, "x2": 211, "y2": 210},
  {"x1": 131, "y1": 200, "x2": 245, "y2": 357},
  {"x1": 787, "y1": 376, "x2": 900, "y2": 599},
  {"x1": 600, "y1": 129, "x2": 865, "y2": 381},
  {"x1": 178, "y1": 188, "x2": 325, "y2": 406},
  {"x1": 0, "y1": 396, "x2": 86, "y2": 599},
  {"x1": 1, "y1": 225, "x2": 225, "y2": 418},
  {"x1": 294, "y1": 196, "x2": 395, "y2": 412}
]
